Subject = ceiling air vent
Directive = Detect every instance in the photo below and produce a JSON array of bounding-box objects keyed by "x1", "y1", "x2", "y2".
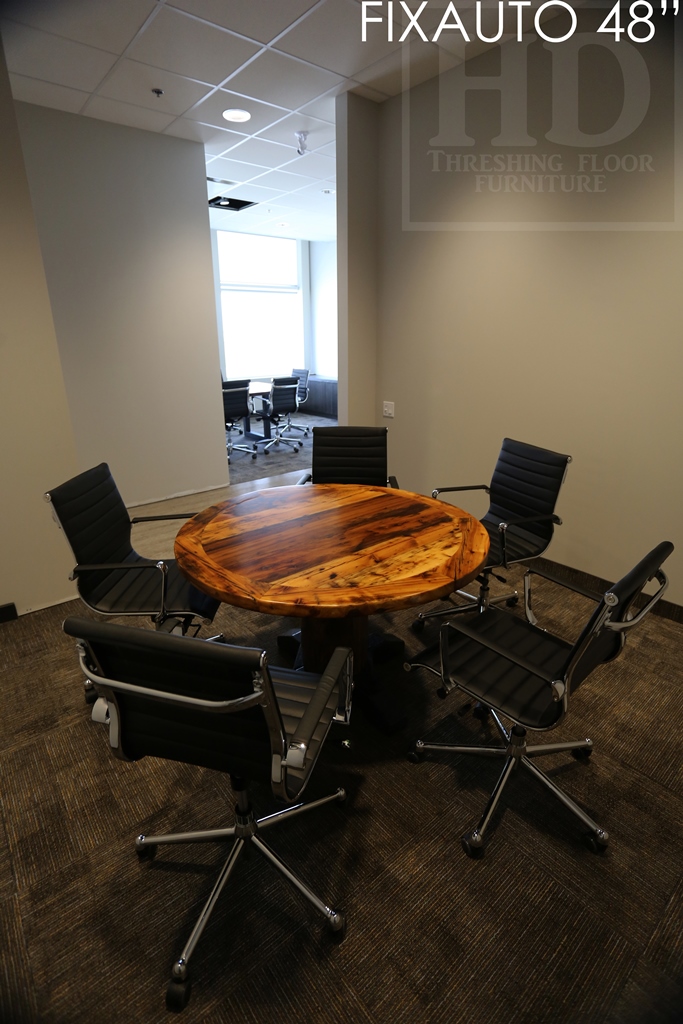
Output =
[{"x1": 208, "y1": 196, "x2": 256, "y2": 212}]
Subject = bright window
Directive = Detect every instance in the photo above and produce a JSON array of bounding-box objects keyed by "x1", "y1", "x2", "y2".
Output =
[{"x1": 217, "y1": 232, "x2": 304, "y2": 379}]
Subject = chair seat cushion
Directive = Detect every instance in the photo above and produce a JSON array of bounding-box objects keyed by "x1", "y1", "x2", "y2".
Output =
[
  {"x1": 483, "y1": 519, "x2": 551, "y2": 566},
  {"x1": 438, "y1": 608, "x2": 573, "y2": 729},
  {"x1": 79, "y1": 556, "x2": 219, "y2": 621}
]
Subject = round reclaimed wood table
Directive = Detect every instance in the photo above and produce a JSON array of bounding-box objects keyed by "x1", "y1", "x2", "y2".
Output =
[{"x1": 175, "y1": 484, "x2": 489, "y2": 674}]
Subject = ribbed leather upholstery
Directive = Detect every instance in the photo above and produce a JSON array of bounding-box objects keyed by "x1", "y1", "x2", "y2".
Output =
[
  {"x1": 222, "y1": 379, "x2": 251, "y2": 427},
  {"x1": 423, "y1": 542, "x2": 674, "y2": 730},
  {"x1": 291, "y1": 368, "x2": 309, "y2": 405},
  {"x1": 63, "y1": 617, "x2": 341, "y2": 799},
  {"x1": 310, "y1": 426, "x2": 390, "y2": 486},
  {"x1": 481, "y1": 438, "x2": 571, "y2": 566},
  {"x1": 267, "y1": 376, "x2": 299, "y2": 418},
  {"x1": 47, "y1": 464, "x2": 218, "y2": 622}
]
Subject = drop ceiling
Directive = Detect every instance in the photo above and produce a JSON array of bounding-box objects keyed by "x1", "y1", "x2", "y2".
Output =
[{"x1": 1, "y1": 0, "x2": 555, "y2": 241}]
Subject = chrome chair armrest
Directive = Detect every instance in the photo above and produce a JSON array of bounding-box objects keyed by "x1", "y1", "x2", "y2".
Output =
[{"x1": 432, "y1": 484, "x2": 490, "y2": 499}]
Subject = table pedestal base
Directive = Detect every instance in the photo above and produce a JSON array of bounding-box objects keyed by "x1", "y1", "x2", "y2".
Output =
[{"x1": 300, "y1": 616, "x2": 369, "y2": 675}]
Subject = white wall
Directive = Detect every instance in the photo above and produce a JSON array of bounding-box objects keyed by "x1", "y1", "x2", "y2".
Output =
[
  {"x1": 15, "y1": 102, "x2": 228, "y2": 506},
  {"x1": 339, "y1": 42, "x2": 683, "y2": 604},
  {"x1": 0, "y1": 41, "x2": 79, "y2": 614},
  {"x1": 309, "y1": 240, "x2": 338, "y2": 379}
]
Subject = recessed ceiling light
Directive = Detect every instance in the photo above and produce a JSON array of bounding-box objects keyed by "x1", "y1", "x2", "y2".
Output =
[{"x1": 222, "y1": 108, "x2": 251, "y2": 123}]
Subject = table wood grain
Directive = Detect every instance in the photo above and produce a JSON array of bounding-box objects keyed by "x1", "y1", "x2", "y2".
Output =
[{"x1": 175, "y1": 484, "x2": 489, "y2": 620}]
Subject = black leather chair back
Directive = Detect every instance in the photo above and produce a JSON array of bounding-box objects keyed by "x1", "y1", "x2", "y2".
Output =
[
  {"x1": 47, "y1": 462, "x2": 134, "y2": 588},
  {"x1": 63, "y1": 617, "x2": 282, "y2": 784},
  {"x1": 484, "y1": 437, "x2": 571, "y2": 547},
  {"x1": 222, "y1": 379, "x2": 251, "y2": 425},
  {"x1": 310, "y1": 426, "x2": 389, "y2": 486},
  {"x1": 269, "y1": 377, "x2": 299, "y2": 417},
  {"x1": 291, "y1": 368, "x2": 310, "y2": 404}
]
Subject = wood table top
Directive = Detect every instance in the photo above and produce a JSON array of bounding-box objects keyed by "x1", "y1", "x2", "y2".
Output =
[{"x1": 175, "y1": 484, "x2": 489, "y2": 619}]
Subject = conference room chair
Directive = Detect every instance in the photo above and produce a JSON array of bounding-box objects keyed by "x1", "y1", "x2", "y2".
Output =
[
  {"x1": 407, "y1": 541, "x2": 673, "y2": 857},
  {"x1": 283, "y1": 367, "x2": 310, "y2": 436},
  {"x1": 45, "y1": 463, "x2": 219, "y2": 654},
  {"x1": 222, "y1": 378, "x2": 257, "y2": 464},
  {"x1": 297, "y1": 426, "x2": 399, "y2": 487},
  {"x1": 412, "y1": 437, "x2": 571, "y2": 632},
  {"x1": 63, "y1": 617, "x2": 353, "y2": 1011},
  {"x1": 254, "y1": 376, "x2": 304, "y2": 454}
]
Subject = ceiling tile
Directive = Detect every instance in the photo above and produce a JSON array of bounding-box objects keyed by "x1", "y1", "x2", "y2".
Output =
[
  {"x1": 225, "y1": 182, "x2": 288, "y2": 202},
  {"x1": 248, "y1": 168, "x2": 320, "y2": 192},
  {"x1": 1, "y1": 0, "x2": 157, "y2": 55},
  {"x1": 221, "y1": 136, "x2": 296, "y2": 168},
  {"x1": 354, "y1": 40, "x2": 458, "y2": 97},
  {"x1": 279, "y1": 151, "x2": 336, "y2": 180},
  {"x1": 125, "y1": 6, "x2": 261, "y2": 86},
  {"x1": 1, "y1": 20, "x2": 118, "y2": 91},
  {"x1": 97, "y1": 59, "x2": 213, "y2": 116},
  {"x1": 205, "y1": 155, "x2": 272, "y2": 182},
  {"x1": 9, "y1": 73, "x2": 89, "y2": 114},
  {"x1": 164, "y1": 118, "x2": 248, "y2": 153},
  {"x1": 298, "y1": 91, "x2": 338, "y2": 123},
  {"x1": 184, "y1": 87, "x2": 288, "y2": 132},
  {"x1": 257, "y1": 113, "x2": 335, "y2": 151},
  {"x1": 225, "y1": 49, "x2": 343, "y2": 110},
  {"x1": 274, "y1": 0, "x2": 401, "y2": 78},
  {"x1": 83, "y1": 95, "x2": 177, "y2": 131},
  {"x1": 206, "y1": 179, "x2": 237, "y2": 198},
  {"x1": 169, "y1": 0, "x2": 321, "y2": 44}
]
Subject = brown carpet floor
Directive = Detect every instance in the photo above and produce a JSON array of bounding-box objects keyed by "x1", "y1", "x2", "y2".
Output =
[{"x1": 1, "y1": 566, "x2": 682, "y2": 1023}]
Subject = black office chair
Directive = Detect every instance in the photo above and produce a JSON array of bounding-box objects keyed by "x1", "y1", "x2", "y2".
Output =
[
  {"x1": 412, "y1": 438, "x2": 571, "y2": 631},
  {"x1": 45, "y1": 463, "x2": 219, "y2": 649},
  {"x1": 63, "y1": 617, "x2": 353, "y2": 1011},
  {"x1": 297, "y1": 426, "x2": 399, "y2": 487},
  {"x1": 222, "y1": 379, "x2": 257, "y2": 463},
  {"x1": 255, "y1": 376, "x2": 304, "y2": 454},
  {"x1": 408, "y1": 542, "x2": 673, "y2": 857},
  {"x1": 283, "y1": 368, "x2": 310, "y2": 436}
]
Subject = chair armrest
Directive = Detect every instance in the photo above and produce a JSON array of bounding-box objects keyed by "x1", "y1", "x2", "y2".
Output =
[
  {"x1": 131, "y1": 513, "x2": 197, "y2": 523},
  {"x1": 71, "y1": 560, "x2": 164, "y2": 578},
  {"x1": 388, "y1": 476, "x2": 399, "y2": 489},
  {"x1": 432, "y1": 484, "x2": 490, "y2": 499},
  {"x1": 285, "y1": 646, "x2": 353, "y2": 769},
  {"x1": 297, "y1": 471, "x2": 313, "y2": 485}
]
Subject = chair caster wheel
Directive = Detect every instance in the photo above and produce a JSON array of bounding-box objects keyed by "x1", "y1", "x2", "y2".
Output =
[
  {"x1": 135, "y1": 839, "x2": 157, "y2": 861},
  {"x1": 461, "y1": 833, "x2": 485, "y2": 858},
  {"x1": 411, "y1": 618, "x2": 425, "y2": 634},
  {"x1": 407, "y1": 748, "x2": 424, "y2": 764},
  {"x1": 166, "y1": 976, "x2": 192, "y2": 1012},
  {"x1": 571, "y1": 746, "x2": 593, "y2": 760},
  {"x1": 84, "y1": 686, "x2": 98, "y2": 705},
  {"x1": 583, "y1": 831, "x2": 608, "y2": 854},
  {"x1": 506, "y1": 596, "x2": 519, "y2": 607},
  {"x1": 328, "y1": 911, "x2": 347, "y2": 942},
  {"x1": 251, "y1": 453, "x2": 257, "y2": 460},
  {"x1": 298, "y1": 441, "x2": 303, "y2": 448},
  {"x1": 472, "y1": 702, "x2": 490, "y2": 721}
]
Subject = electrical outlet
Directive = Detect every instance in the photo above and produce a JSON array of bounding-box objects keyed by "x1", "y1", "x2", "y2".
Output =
[{"x1": 382, "y1": 401, "x2": 395, "y2": 418}]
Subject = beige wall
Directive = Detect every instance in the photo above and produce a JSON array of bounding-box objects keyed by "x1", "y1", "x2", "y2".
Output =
[
  {"x1": 336, "y1": 92, "x2": 379, "y2": 426},
  {"x1": 341, "y1": 48, "x2": 682, "y2": 603},
  {"x1": 0, "y1": 41, "x2": 79, "y2": 614},
  {"x1": 15, "y1": 102, "x2": 228, "y2": 507}
]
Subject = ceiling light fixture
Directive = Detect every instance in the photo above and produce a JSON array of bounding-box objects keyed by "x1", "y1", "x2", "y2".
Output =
[{"x1": 222, "y1": 108, "x2": 251, "y2": 123}]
